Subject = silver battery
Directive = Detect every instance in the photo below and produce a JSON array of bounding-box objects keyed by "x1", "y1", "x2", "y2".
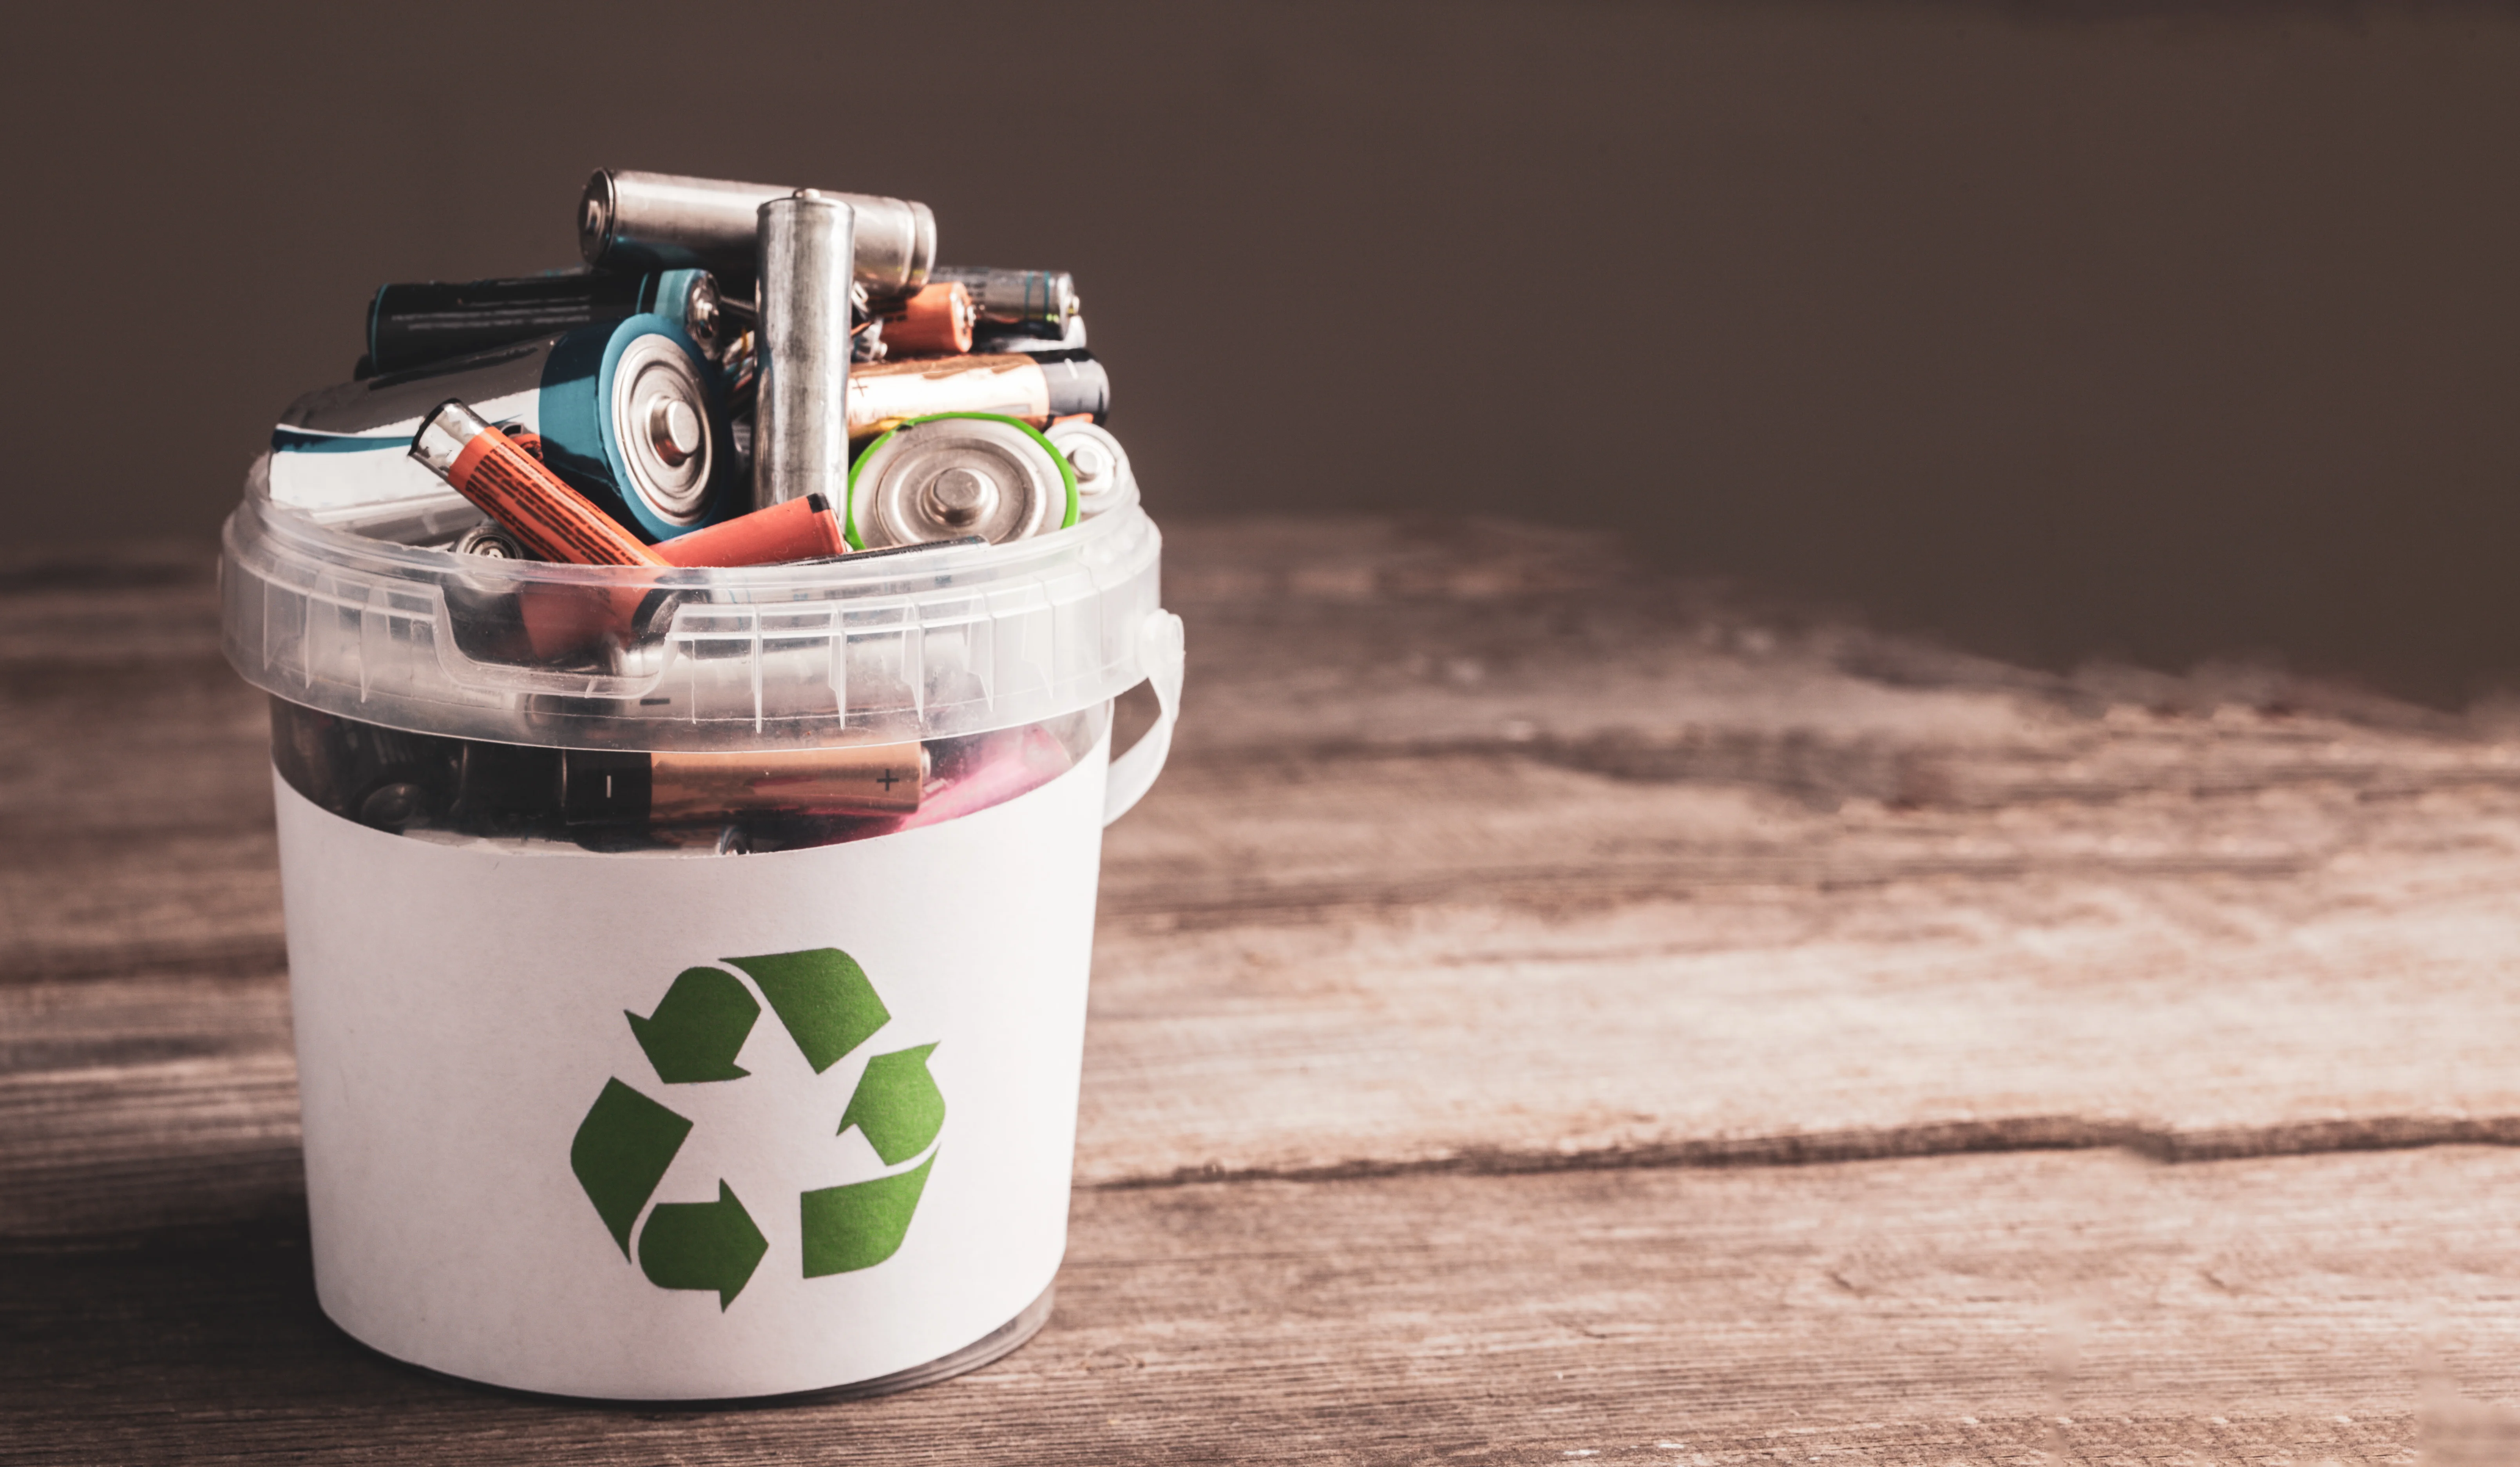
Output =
[
  {"x1": 451, "y1": 523, "x2": 526, "y2": 559},
  {"x1": 753, "y1": 191, "x2": 856, "y2": 510},
  {"x1": 581, "y1": 170, "x2": 934, "y2": 295},
  {"x1": 1044, "y1": 420, "x2": 1134, "y2": 517},
  {"x1": 927, "y1": 267, "x2": 1078, "y2": 329},
  {"x1": 848, "y1": 416, "x2": 1069, "y2": 549}
]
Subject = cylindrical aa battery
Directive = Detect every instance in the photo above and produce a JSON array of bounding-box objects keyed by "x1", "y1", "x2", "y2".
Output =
[
  {"x1": 970, "y1": 311, "x2": 1087, "y2": 356},
  {"x1": 368, "y1": 270, "x2": 723, "y2": 375},
  {"x1": 561, "y1": 741, "x2": 928, "y2": 826},
  {"x1": 844, "y1": 350, "x2": 1109, "y2": 439},
  {"x1": 873, "y1": 281, "x2": 975, "y2": 357},
  {"x1": 926, "y1": 266, "x2": 1077, "y2": 329},
  {"x1": 648, "y1": 491, "x2": 846, "y2": 567},
  {"x1": 411, "y1": 400, "x2": 666, "y2": 567},
  {"x1": 754, "y1": 192, "x2": 856, "y2": 510},
  {"x1": 580, "y1": 170, "x2": 934, "y2": 296}
]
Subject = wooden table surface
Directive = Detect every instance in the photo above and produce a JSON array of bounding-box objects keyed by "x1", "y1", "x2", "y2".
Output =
[{"x1": 8, "y1": 519, "x2": 2520, "y2": 1464}]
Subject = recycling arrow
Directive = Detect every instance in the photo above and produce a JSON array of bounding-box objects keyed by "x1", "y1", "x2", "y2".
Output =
[
  {"x1": 570, "y1": 946, "x2": 945, "y2": 1305},
  {"x1": 840, "y1": 1043, "x2": 946, "y2": 1165},
  {"x1": 802, "y1": 1152, "x2": 938, "y2": 1277},
  {"x1": 637, "y1": 1180, "x2": 769, "y2": 1309},
  {"x1": 627, "y1": 965, "x2": 760, "y2": 1083},
  {"x1": 569, "y1": 1079, "x2": 692, "y2": 1257},
  {"x1": 727, "y1": 948, "x2": 890, "y2": 1074}
]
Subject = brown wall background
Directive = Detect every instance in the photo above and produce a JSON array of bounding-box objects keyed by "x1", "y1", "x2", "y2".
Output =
[{"x1": 7, "y1": 2, "x2": 2518, "y2": 703}]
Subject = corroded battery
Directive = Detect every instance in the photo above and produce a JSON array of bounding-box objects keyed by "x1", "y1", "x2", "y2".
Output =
[
  {"x1": 367, "y1": 270, "x2": 724, "y2": 375},
  {"x1": 269, "y1": 315, "x2": 735, "y2": 542},
  {"x1": 845, "y1": 350, "x2": 1108, "y2": 440},
  {"x1": 847, "y1": 415, "x2": 1075, "y2": 549},
  {"x1": 580, "y1": 169, "x2": 934, "y2": 296}
]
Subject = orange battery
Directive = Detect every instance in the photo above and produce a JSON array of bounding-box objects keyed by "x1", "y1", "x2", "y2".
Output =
[
  {"x1": 873, "y1": 281, "x2": 975, "y2": 357},
  {"x1": 413, "y1": 399, "x2": 665, "y2": 660},
  {"x1": 411, "y1": 400, "x2": 666, "y2": 567},
  {"x1": 649, "y1": 493, "x2": 847, "y2": 568}
]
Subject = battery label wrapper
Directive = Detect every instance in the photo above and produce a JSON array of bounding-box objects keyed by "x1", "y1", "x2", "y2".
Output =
[
  {"x1": 847, "y1": 356, "x2": 1052, "y2": 438},
  {"x1": 270, "y1": 350, "x2": 549, "y2": 525},
  {"x1": 650, "y1": 494, "x2": 845, "y2": 568},
  {"x1": 274, "y1": 737, "x2": 1108, "y2": 1398},
  {"x1": 446, "y1": 432, "x2": 663, "y2": 567}
]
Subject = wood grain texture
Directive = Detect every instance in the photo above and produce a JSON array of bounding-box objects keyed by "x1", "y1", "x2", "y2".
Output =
[
  {"x1": 7, "y1": 527, "x2": 2519, "y2": 1458},
  {"x1": 16, "y1": 525, "x2": 2520, "y2": 1221},
  {"x1": 16, "y1": 1146, "x2": 2520, "y2": 1464}
]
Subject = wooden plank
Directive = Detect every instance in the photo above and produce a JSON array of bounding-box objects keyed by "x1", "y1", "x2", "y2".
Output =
[
  {"x1": 14, "y1": 531, "x2": 2520, "y2": 1233},
  {"x1": 12, "y1": 1146, "x2": 2515, "y2": 1463}
]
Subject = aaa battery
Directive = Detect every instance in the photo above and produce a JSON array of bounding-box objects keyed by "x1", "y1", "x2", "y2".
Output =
[
  {"x1": 411, "y1": 400, "x2": 667, "y2": 567},
  {"x1": 561, "y1": 742, "x2": 929, "y2": 825},
  {"x1": 845, "y1": 351, "x2": 1108, "y2": 439}
]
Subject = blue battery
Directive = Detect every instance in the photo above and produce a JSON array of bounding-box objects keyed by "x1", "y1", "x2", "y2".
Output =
[{"x1": 268, "y1": 313, "x2": 736, "y2": 543}]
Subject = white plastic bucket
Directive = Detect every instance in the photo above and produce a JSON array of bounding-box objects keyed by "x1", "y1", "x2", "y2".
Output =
[{"x1": 222, "y1": 463, "x2": 1180, "y2": 1399}]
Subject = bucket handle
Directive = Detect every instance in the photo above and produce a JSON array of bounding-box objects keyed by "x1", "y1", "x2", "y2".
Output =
[{"x1": 1105, "y1": 609, "x2": 1185, "y2": 827}]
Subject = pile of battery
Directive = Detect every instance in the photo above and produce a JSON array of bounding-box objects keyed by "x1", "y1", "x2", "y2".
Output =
[{"x1": 267, "y1": 168, "x2": 1132, "y2": 613}]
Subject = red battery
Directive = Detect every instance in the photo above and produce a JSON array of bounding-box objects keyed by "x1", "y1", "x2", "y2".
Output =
[
  {"x1": 412, "y1": 400, "x2": 667, "y2": 568},
  {"x1": 649, "y1": 493, "x2": 847, "y2": 568},
  {"x1": 412, "y1": 399, "x2": 668, "y2": 659},
  {"x1": 873, "y1": 281, "x2": 976, "y2": 358}
]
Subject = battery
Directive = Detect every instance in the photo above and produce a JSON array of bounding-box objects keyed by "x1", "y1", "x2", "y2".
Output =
[
  {"x1": 847, "y1": 415, "x2": 1075, "y2": 549},
  {"x1": 873, "y1": 281, "x2": 975, "y2": 358},
  {"x1": 411, "y1": 400, "x2": 667, "y2": 567},
  {"x1": 926, "y1": 267, "x2": 1077, "y2": 330},
  {"x1": 451, "y1": 522, "x2": 527, "y2": 558},
  {"x1": 1043, "y1": 420, "x2": 1134, "y2": 517},
  {"x1": 971, "y1": 312, "x2": 1087, "y2": 356},
  {"x1": 562, "y1": 742, "x2": 929, "y2": 826},
  {"x1": 368, "y1": 270, "x2": 724, "y2": 376},
  {"x1": 580, "y1": 169, "x2": 934, "y2": 296},
  {"x1": 845, "y1": 350, "x2": 1109, "y2": 440},
  {"x1": 649, "y1": 492, "x2": 846, "y2": 567},
  {"x1": 270, "y1": 314, "x2": 735, "y2": 541},
  {"x1": 754, "y1": 191, "x2": 856, "y2": 511}
]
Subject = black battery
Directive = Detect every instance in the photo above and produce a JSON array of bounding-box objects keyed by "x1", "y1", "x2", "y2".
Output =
[{"x1": 365, "y1": 269, "x2": 723, "y2": 376}]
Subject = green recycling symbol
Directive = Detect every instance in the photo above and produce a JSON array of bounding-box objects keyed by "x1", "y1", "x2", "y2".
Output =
[{"x1": 567, "y1": 949, "x2": 945, "y2": 1309}]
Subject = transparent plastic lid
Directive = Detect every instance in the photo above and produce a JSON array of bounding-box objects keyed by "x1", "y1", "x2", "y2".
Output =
[{"x1": 221, "y1": 456, "x2": 1164, "y2": 752}]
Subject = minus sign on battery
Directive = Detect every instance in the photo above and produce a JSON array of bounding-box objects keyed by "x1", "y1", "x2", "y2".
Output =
[{"x1": 640, "y1": 697, "x2": 672, "y2": 705}]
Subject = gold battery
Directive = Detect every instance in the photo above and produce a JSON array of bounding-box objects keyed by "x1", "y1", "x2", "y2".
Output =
[
  {"x1": 845, "y1": 351, "x2": 1107, "y2": 439},
  {"x1": 647, "y1": 741, "x2": 928, "y2": 820}
]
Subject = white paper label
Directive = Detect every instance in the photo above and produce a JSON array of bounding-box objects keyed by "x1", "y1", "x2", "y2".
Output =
[{"x1": 274, "y1": 742, "x2": 1108, "y2": 1400}]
